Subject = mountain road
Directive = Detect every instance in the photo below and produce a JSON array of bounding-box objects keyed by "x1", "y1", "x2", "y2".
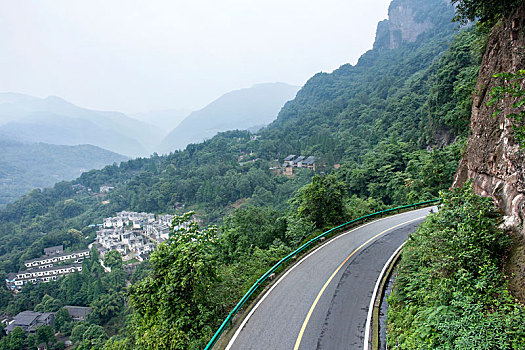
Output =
[{"x1": 224, "y1": 207, "x2": 435, "y2": 350}]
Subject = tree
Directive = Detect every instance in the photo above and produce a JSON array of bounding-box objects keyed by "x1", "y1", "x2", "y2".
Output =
[
  {"x1": 70, "y1": 322, "x2": 89, "y2": 344},
  {"x1": 34, "y1": 295, "x2": 62, "y2": 313},
  {"x1": 83, "y1": 324, "x2": 108, "y2": 347},
  {"x1": 296, "y1": 174, "x2": 346, "y2": 229},
  {"x1": 71, "y1": 324, "x2": 108, "y2": 350},
  {"x1": 127, "y1": 212, "x2": 220, "y2": 349},
  {"x1": 103, "y1": 336, "x2": 134, "y2": 350},
  {"x1": 103, "y1": 250, "x2": 123, "y2": 270},
  {"x1": 88, "y1": 293, "x2": 123, "y2": 325},
  {"x1": 26, "y1": 334, "x2": 36, "y2": 350},
  {"x1": 219, "y1": 206, "x2": 287, "y2": 261},
  {"x1": 8, "y1": 327, "x2": 26, "y2": 350},
  {"x1": 451, "y1": 0, "x2": 522, "y2": 25},
  {"x1": 54, "y1": 308, "x2": 73, "y2": 335},
  {"x1": 35, "y1": 325, "x2": 55, "y2": 347}
]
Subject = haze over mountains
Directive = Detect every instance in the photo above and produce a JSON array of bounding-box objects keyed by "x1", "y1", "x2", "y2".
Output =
[
  {"x1": 132, "y1": 109, "x2": 191, "y2": 132},
  {"x1": 0, "y1": 83, "x2": 299, "y2": 205},
  {"x1": 0, "y1": 83, "x2": 299, "y2": 157},
  {"x1": 0, "y1": 93, "x2": 159, "y2": 157},
  {"x1": 157, "y1": 82, "x2": 300, "y2": 153}
]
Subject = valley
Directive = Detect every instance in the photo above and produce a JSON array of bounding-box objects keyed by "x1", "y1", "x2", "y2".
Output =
[{"x1": 0, "y1": 0, "x2": 524, "y2": 349}]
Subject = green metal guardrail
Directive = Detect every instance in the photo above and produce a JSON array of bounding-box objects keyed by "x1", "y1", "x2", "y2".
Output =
[{"x1": 203, "y1": 198, "x2": 440, "y2": 350}]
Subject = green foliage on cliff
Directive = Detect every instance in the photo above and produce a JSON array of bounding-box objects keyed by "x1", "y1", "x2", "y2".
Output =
[
  {"x1": 420, "y1": 28, "x2": 483, "y2": 143},
  {"x1": 452, "y1": 0, "x2": 522, "y2": 25},
  {"x1": 387, "y1": 184, "x2": 525, "y2": 349}
]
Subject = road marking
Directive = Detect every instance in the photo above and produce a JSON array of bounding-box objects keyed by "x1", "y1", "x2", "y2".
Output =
[
  {"x1": 224, "y1": 208, "x2": 431, "y2": 350},
  {"x1": 293, "y1": 216, "x2": 426, "y2": 350},
  {"x1": 225, "y1": 219, "x2": 382, "y2": 350},
  {"x1": 363, "y1": 242, "x2": 406, "y2": 350}
]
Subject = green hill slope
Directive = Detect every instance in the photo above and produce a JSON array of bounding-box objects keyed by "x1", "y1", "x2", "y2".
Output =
[
  {"x1": 0, "y1": 139, "x2": 128, "y2": 207},
  {"x1": 0, "y1": 0, "x2": 492, "y2": 347},
  {"x1": 0, "y1": 0, "x2": 476, "y2": 274}
]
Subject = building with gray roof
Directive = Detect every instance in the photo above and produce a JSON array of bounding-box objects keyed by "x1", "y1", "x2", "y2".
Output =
[{"x1": 4, "y1": 311, "x2": 54, "y2": 334}]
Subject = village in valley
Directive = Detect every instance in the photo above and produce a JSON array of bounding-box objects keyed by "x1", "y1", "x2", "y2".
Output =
[
  {"x1": 6, "y1": 210, "x2": 177, "y2": 293},
  {"x1": 4, "y1": 153, "x2": 315, "y2": 294},
  {"x1": 1, "y1": 154, "x2": 313, "y2": 345},
  {"x1": 2, "y1": 209, "x2": 177, "y2": 346}
]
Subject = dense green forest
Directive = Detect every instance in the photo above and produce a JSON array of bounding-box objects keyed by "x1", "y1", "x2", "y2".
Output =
[
  {"x1": 0, "y1": 0, "x2": 497, "y2": 348},
  {"x1": 387, "y1": 184, "x2": 525, "y2": 349}
]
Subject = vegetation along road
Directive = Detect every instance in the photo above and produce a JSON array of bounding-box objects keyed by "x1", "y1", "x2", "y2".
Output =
[{"x1": 225, "y1": 207, "x2": 435, "y2": 350}]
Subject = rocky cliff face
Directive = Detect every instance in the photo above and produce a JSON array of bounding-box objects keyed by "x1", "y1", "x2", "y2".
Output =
[
  {"x1": 454, "y1": 5, "x2": 525, "y2": 234},
  {"x1": 373, "y1": 0, "x2": 453, "y2": 50}
]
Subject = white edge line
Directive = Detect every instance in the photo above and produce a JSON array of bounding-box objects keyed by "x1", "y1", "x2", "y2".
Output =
[
  {"x1": 363, "y1": 241, "x2": 406, "y2": 350},
  {"x1": 225, "y1": 207, "x2": 430, "y2": 350}
]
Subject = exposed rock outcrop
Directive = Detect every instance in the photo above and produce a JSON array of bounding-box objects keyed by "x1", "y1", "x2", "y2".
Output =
[
  {"x1": 454, "y1": 5, "x2": 525, "y2": 234},
  {"x1": 373, "y1": 0, "x2": 454, "y2": 50}
]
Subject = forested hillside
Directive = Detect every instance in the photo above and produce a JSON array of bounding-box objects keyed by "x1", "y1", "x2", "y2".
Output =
[
  {"x1": 0, "y1": 0, "x2": 489, "y2": 348},
  {"x1": 0, "y1": 0, "x2": 476, "y2": 274},
  {"x1": 0, "y1": 139, "x2": 128, "y2": 207}
]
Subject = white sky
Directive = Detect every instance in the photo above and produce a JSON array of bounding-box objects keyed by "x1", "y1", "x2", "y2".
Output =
[{"x1": 0, "y1": 0, "x2": 391, "y2": 114}]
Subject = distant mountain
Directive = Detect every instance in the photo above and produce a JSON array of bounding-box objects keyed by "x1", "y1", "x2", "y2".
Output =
[
  {"x1": 0, "y1": 138, "x2": 128, "y2": 207},
  {"x1": 157, "y1": 83, "x2": 300, "y2": 153},
  {"x1": 132, "y1": 109, "x2": 191, "y2": 133},
  {"x1": 0, "y1": 93, "x2": 161, "y2": 156}
]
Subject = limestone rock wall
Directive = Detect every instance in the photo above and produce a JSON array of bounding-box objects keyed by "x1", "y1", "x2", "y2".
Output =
[
  {"x1": 454, "y1": 5, "x2": 525, "y2": 234},
  {"x1": 387, "y1": 5, "x2": 433, "y2": 49}
]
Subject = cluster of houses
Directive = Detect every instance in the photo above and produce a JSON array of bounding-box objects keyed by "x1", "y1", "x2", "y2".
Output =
[
  {"x1": 95, "y1": 211, "x2": 174, "y2": 262},
  {"x1": 71, "y1": 183, "x2": 114, "y2": 194},
  {"x1": 5, "y1": 246, "x2": 89, "y2": 291},
  {"x1": 3, "y1": 306, "x2": 91, "y2": 336},
  {"x1": 282, "y1": 155, "x2": 315, "y2": 176},
  {"x1": 4, "y1": 211, "x2": 177, "y2": 293}
]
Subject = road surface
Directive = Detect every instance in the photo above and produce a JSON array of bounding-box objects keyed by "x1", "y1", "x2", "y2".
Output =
[{"x1": 225, "y1": 207, "x2": 434, "y2": 350}]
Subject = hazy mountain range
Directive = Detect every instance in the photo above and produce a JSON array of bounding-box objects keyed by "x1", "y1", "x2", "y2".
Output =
[
  {"x1": 0, "y1": 83, "x2": 298, "y2": 205},
  {"x1": 157, "y1": 83, "x2": 300, "y2": 153},
  {"x1": 0, "y1": 83, "x2": 299, "y2": 157},
  {"x1": 0, "y1": 93, "x2": 160, "y2": 157}
]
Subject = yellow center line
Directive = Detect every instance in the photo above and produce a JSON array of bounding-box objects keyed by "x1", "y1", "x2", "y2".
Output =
[{"x1": 293, "y1": 216, "x2": 426, "y2": 350}]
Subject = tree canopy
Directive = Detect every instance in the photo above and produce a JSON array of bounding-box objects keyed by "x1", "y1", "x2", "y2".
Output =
[{"x1": 452, "y1": 0, "x2": 522, "y2": 25}]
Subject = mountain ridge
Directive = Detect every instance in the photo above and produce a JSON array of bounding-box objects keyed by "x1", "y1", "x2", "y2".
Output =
[
  {"x1": 157, "y1": 82, "x2": 300, "y2": 153},
  {"x1": 0, "y1": 93, "x2": 160, "y2": 157}
]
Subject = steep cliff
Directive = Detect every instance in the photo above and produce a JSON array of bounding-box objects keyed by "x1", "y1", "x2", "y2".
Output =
[
  {"x1": 373, "y1": 0, "x2": 453, "y2": 50},
  {"x1": 454, "y1": 5, "x2": 525, "y2": 233}
]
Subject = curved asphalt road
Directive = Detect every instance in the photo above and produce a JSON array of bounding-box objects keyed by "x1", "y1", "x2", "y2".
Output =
[{"x1": 225, "y1": 207, "x2": 435, "y2": 350}]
